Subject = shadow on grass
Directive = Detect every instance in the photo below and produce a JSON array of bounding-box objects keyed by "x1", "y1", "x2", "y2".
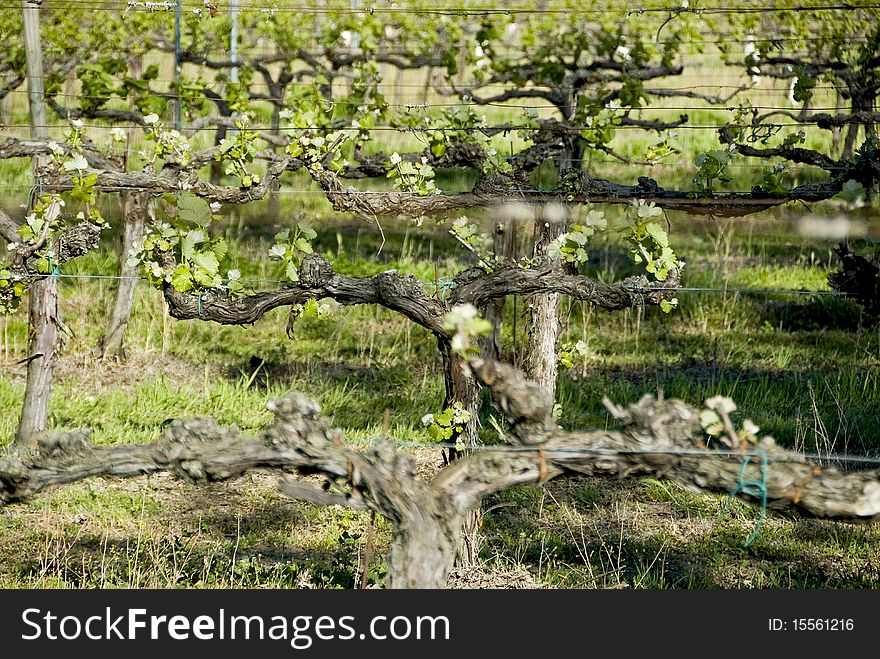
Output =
[
  {"x1": 9, "y1": 496, "x2": 374, "y2": 589},
  {"x1": 559, "y1": 357, "x2": 880, "y2": 453},
  {"x1": 480, "y1": 477, "x2": 880, "y2": 589},
  {"x1": 761, "y1": 297, "x2": 870, "y2": 331}
]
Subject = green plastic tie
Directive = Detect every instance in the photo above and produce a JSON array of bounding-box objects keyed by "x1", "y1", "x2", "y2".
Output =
[
  {"x1": 720, "y1": 449, "x2": 768, "y2": 548},
  {"x1": 27, "y1": 176, "x2": 42, "y2": 210},
  {"x1": 431, "y1": 277, "x2": 457, "y2": 301},
  {"x1": 431, "y1": 278, "x2": 456, "y2": 290}
]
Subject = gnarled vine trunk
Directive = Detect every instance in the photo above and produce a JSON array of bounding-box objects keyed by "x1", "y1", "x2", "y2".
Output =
[
  {"x1": 843, "y1": 92, "x2": 877, "y2": 161},
  {"x1": 440, "y1": 340, "x2": 481, "y2": 451},
  {"x1": 14, "y1": 277, "x2": 59, "y2": 451},
  {"x1": 15, "y1": 1, "x2": 53, "y2": 453},
  {"x1": 209, "y1": 123, "x2": 228, "y2": 185},
  {"x1": 525, "y1": 205, "x2": 568, "y2": 397},
  {"x1": 439, "y1": 337, "x2": 483, "y2": 567},
  {"x1": 482, "y1": 211, "x2": 519, "y2": 360},
  {"x1": 96, "y1": 192, "x2": 148, "y2": 360},
  {"x1": 385, "y1": 497, "x2": 465, "y2": 589}
]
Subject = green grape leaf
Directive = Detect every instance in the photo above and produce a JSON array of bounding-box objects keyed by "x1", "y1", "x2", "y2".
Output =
[
  {"x1": 193, "y1": 268, "x2": 220, "y2": 288},
  {"x1": 700, "y1": 409, "x2": 724, "y2": 436},
  {"x1": 170, "y1": 265, "x2": 194, "y2": 292},
  {"x1": 645, "y1": 223, "x2": 668, "y2": 248},
  {"x1": 227, "y1": 279, "x2": 244, "y2": 297},
  {"x1": 584, "y1": 210, "x2": 607, "y2": 230},
  {"x1": 191, "y1": 251, "x2": 219, "y2": 276},
  {"x1": 180, "y1": 229, "x2": 207, "y2": 260},
  {"x1": 839, "y1": 179, "x2": 866, "y2": 204},
  {"x1": 569, "y1": 231, "x2": 588, "y2": 246},
  {"x1": 177, "y1": 192, "x2": 212, "y2": 227},
  {"x1": 427, "y1": 424, "x2": 449, "y2": 442},
  {"x1": 211, "y1": 238, "x2": 228, "y2": 264}
]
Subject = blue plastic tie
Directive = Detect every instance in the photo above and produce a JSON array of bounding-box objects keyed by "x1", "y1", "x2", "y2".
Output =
[
  {"x1": 431, "y1": 277, "x2": 456, "y2": 290},
  {"x1": 720, "y1": 449, "x2": 769, "y2": 548}
]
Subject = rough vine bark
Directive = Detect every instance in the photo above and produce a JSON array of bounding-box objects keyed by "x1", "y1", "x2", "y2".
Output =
[
  {"x1": 438, "y1": 338, "x2": 482, "y2": 566},
  {"x1": 0, "y1": 137, "x2": 292, "y2": 204},
  {"x1": 828, "y1": 243, "x2": 880, "y2": 318},
  {"x1": 160, "y1": 253, "x2": 680, "y2": 328},
  {"x1": 0, "y1": 214, "x2": 102, "y2": 452},
  {"x1": 14, "y1": 277, "x2": 59, "y2": 452},
  {"x1": 92, "y1": 51, "x2": 147, "y2": 361},
  {"x1": 308, "y1": 148, "x2": 880, "y2": 219},
  {"x1": 482, "y1": 212, "x2": 519, "y2": 360},
  {"x1": 96, "y1": 192, "x2": 149, "y2": 360},
  {"x1": 525, "y1": 207, "x2": 568, "y2": 397},
  {"x1": 4, "y1": 136, "x2": 877, "y2": 220},
  {"x1": 2, "y1": 358, "x2": 879, "y2": 588},
  {"x1": 0, "y1": 137, "x2": 292, "y2": 449}
]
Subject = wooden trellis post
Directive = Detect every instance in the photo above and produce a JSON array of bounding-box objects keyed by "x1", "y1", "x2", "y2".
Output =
[{"x1": 15, "y1": 0, "x2": 59, "y2": 449}]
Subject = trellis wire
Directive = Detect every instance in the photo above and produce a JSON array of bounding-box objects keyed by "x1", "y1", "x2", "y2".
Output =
[
  {"x1": 3, "y1": 1, "x2": 878, "y2": 15},
  {"x1": 358, "y1": 438, "x2": 879, "y2": 545},
  {"x1": 364, "y1": 439, "x2": 880, "y2": 465},
  {"x1": 0, "y1": 120, "x2": 854, "y2": 130}
]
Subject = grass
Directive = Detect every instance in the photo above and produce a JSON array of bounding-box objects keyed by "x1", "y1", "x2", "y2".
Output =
[
  {"x1": 479, "y1": 478, "x2": 880, "y2": 588},
  {"x1": 0, "y1": 201, "x2": 877, "y2": 588}
]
